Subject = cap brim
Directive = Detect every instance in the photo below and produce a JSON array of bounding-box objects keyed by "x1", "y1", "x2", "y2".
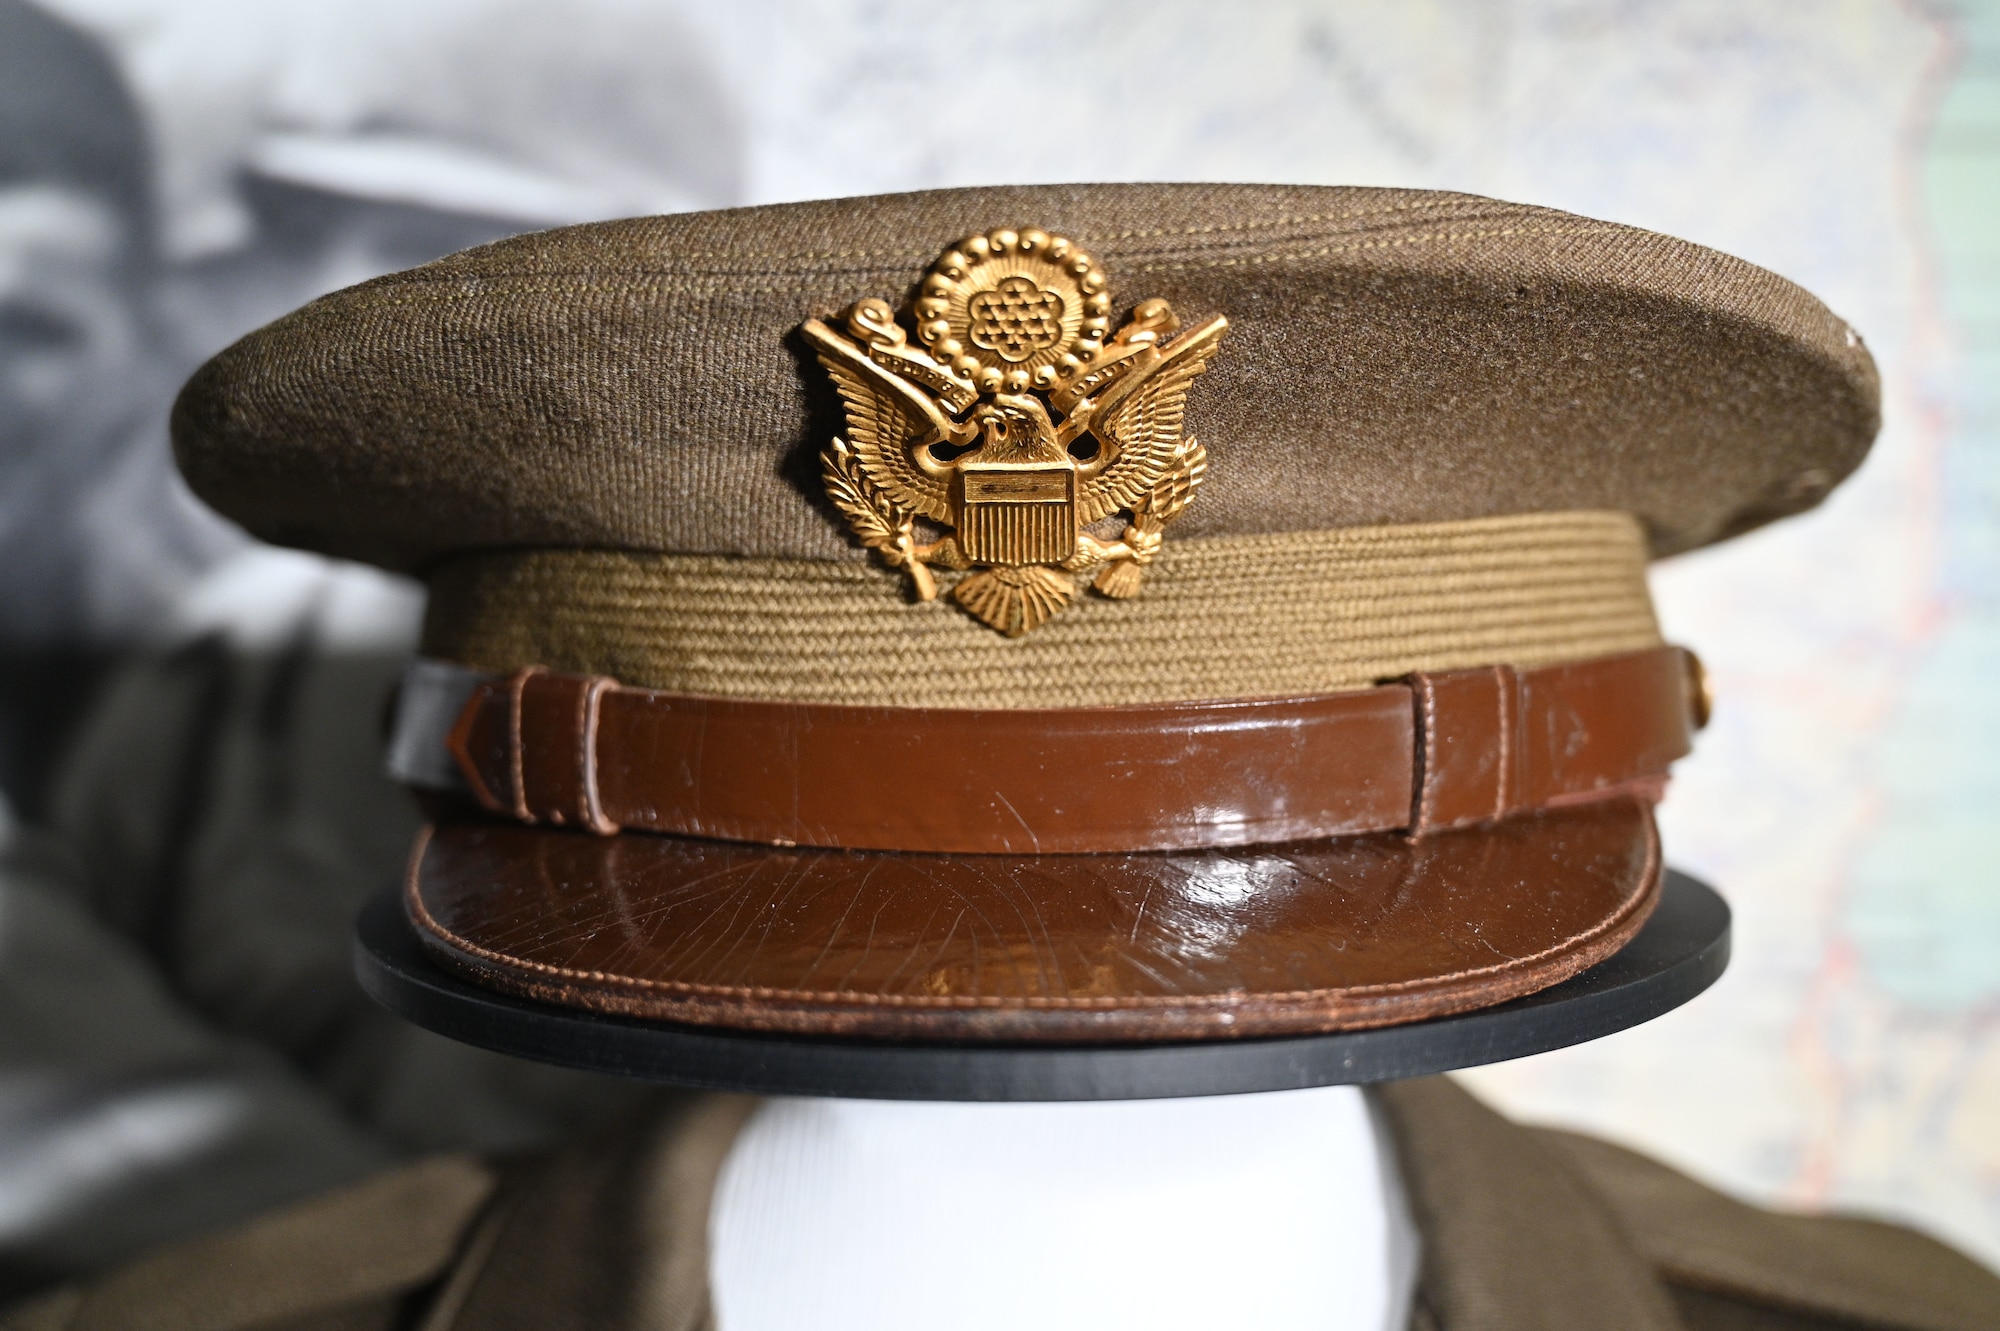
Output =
[{"x1": 405, "y1": 797, "x2": 1662, "y2": 1043}]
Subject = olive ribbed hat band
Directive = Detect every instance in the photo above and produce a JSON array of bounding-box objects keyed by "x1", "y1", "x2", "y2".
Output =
[{"x1": 420, "y1": 511, "x2": 1661, "y2": 709}]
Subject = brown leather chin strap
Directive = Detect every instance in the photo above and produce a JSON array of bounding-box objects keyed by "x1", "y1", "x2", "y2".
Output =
[{"x1": 418, "y1": 646, "x2": 1701, "y2": 856}]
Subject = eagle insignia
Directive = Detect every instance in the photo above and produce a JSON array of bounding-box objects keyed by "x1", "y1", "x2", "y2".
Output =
[{"x1": 802, "y1": 227, "x2": 1228, "y2": 636}]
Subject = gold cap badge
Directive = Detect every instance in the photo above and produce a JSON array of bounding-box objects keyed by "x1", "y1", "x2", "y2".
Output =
[{"x1": 802, "y1": 227, "x2": 1228, "y2": 636}]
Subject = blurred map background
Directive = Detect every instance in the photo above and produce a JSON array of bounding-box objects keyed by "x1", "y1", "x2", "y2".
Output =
[
  {"x1": 8, "y1": 0, "x2": 1998, "y2": 1271},
  {"x1": 1449, "y1": 0, "x2": 2000, "y2": 1267}
]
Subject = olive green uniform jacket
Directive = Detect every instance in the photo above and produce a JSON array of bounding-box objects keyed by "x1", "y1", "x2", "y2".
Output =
[{"x1": 8, "y1": 1076, "x2": 1998, "y2": 1331}]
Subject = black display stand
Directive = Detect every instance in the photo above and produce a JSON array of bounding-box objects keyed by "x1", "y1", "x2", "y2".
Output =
[{"x1": 353, "y1": 869, "x2": 1728, "y2": 1102}]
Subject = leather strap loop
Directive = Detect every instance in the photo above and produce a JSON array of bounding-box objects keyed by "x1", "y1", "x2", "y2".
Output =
[
  {"x1": 430, "y1": 646, "x2": 1699, "y2": 855},
  {"x1": 447, "y1": 666, "x2": 623, "y2": 835},
  {"x1": 1410, "y1": 664, "x2": 1526, "y2": 834},
  {"x1": 503, "y1": 665, "x2": 542, "y2": 824}
]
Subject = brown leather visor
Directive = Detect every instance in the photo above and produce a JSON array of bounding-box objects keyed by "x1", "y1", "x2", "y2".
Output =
[
  {"x1": 406, "y1": 798, "x2": 1662, "y2": 1041},
  {"x1": 393, "y1": 646, "x2": 1695, "y2": 1042}
]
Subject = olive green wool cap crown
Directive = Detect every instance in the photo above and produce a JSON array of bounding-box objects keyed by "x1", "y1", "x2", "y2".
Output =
[{"x1": 171, "y1": 182, "x2": 1878, "y2": 575}]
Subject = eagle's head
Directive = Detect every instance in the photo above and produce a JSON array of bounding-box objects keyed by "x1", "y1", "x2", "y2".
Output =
[{"x1": 971, "y1": 393, "x2": 1060, "y2": 462}]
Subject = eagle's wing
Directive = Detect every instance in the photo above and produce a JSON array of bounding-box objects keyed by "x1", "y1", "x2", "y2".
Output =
[
  {"x1": 801, "y1": 319, "x2": 964, "y2": 523},
  {"x1": 1075, "y1": 316, "x2": 1228, "y2": 524}
]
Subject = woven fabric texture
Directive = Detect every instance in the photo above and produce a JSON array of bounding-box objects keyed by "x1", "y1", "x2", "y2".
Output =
[
  {"x1": 421, "y1": 511, "x2": 1659, "y2": 707},
  {"x1": 172, "y1": 184, "x2": 1878, "y2": 574}
]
